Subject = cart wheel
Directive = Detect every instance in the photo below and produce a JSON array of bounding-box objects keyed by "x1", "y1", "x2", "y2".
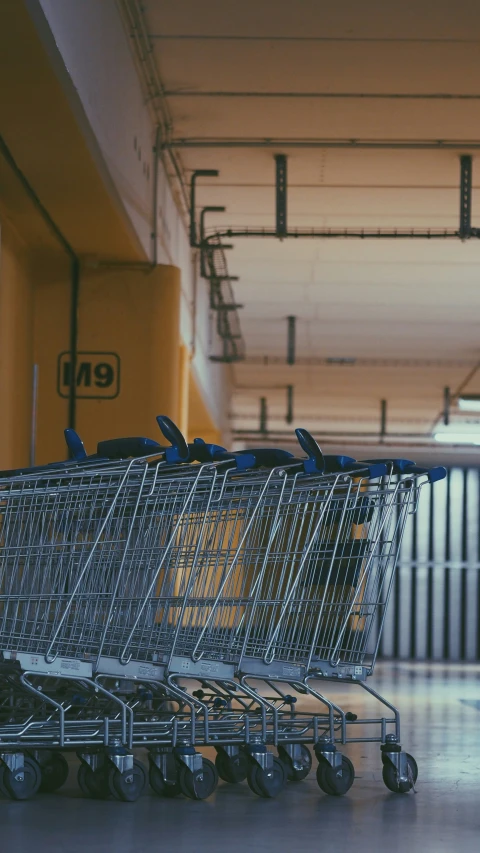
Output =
[
  {"x1": 2, "y1": 756, "x2": 41, "y2": 800},
  {"x1": 278, "y1": 744, "x2": 312, "y2": 782},
  {"x1": 0, "y1": 765, "x2": 10, "y2": 798},
  {"x1": 246, "y1": 757, "x2": 286, "y2": 798},
  {"x1": 77, "y1": 763, "x2": 109, "y2": 799},
  {"x1": 316, "y1": 755, "x2": 355, "y2": 796},
  {"x1": 215, "y1": 750, "x2": 248, "y2": 783},
  {"x1": 178, "y1": 758, "x2": 218, "y2": 800},
  {"x1": 107, "y1": 759, "x2": 147, "y2": 802},
  {"x1": 149, "y1": 762, "x2": 182, "y2": 798},
  {"x1": 38, "y1": 753, "x2": 69, "y2": 793},
  {"x1": 382, "y1": 753, "x2": 418, "y2": 794}
]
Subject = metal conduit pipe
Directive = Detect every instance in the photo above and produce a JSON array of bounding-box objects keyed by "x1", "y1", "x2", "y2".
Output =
[{"x1": 0, "y1": 134, "x2": 80, "y2": 431}]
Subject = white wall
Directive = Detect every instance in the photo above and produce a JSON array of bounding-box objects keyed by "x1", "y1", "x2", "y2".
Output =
[{"x1": 25, "y1": 0, "x2": 230, "y2": 436}]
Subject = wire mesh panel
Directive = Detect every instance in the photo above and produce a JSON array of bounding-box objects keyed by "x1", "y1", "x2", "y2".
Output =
[{"x1": 0, "y1": 459, "x2": 207, "y2": 662}]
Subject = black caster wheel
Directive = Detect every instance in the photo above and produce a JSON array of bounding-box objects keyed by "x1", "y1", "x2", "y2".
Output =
[
  {"x1": 178, "y1": 758, "x2": 218, "y2": 800},
  {"x1": 215, "y1": 750, "x2": 248, "y2": 784},
  {"x1": 316, "y1": 755, "x2": 355, "y2": 796},
  {"x1": 37, "y1": 753, "x2": 69, "y2": 793},
  {"x1": 0, "y1": 765, "x2": 10, "y2": 798},
  {"x1": 77, "y1": 763, "x2": 109, "y2": 799},
  {"x1": 2, "y1": 756, "x2": 41, "y2": 800},
  {"x1": 278, "y1": 745, "x2": 312, "y2": 782},
  {"x1": 382, "y1": 753, "x2": 418, "y2": 794},
  {"x1": 107, "y1": 759, "x2": 147, "y2": 802},
  {"x1": 246, "y1": 757, "x2": 286, "y2": 798},
  {"x1": 149, "y1": 762, "x2": 182, "y2": 798}
]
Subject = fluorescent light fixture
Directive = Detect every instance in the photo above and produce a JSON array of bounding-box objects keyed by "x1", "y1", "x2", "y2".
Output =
[
  {"x1": 434, "y1": 432, "x2": 480, "y2": 445},
  {"x1": 458, "y1": 395, "x2": 480, "y2": 412}
]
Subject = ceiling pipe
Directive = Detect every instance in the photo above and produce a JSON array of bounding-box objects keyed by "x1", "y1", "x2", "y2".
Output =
[{"x1": 167, "y1": 138, "x2": 480, "y2": 151}]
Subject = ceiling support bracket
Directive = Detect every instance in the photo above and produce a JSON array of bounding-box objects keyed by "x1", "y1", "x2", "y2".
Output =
[{"x1": 275, "y1": 154, "x2": 287, "y2": 237}]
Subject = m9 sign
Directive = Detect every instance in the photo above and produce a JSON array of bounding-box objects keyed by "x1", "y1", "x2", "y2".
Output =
[{"x1": 57, "y1": 352, "x2": 120, "y2": 399}]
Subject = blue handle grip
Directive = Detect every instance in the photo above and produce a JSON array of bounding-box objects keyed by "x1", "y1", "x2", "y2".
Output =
[
  {"x1": 96, "y1": 437, "x2": 163, "y2": 459},
  {"x1": 362, "y1": 458, "x2": 447, "y2": 484},
  {"x1": 64, "y1": 429, "x2": 87, "y2": 461},
  {"x1": 191, "y1": 437, "x2": 228, "y2": 462},
  {"x1": 156, "y1": 416, "x2": 189, "y2": 463},
  {"x1": 402, "y1": 463, "x2": 447, "y2": 484},
  {"x1": 323, "y1": 455, "x2": 387, "y2": 479},
  {"x1": 234, "y1": 448, "x2": 294, "y2": 467},
  {"x1": 295, "y1": 429, "x2": 325, "y2": 474},
  {"x1": 190, "y1": 439, "x2": 294, "y2": 470}
]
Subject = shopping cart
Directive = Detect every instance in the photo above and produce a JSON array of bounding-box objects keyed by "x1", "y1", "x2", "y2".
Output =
[
  {"x1": 0, "y1": 425, "x2": 446, "y2": 802},
  {"x1": 0, "y1": 420, "x2": 295, "y2": 799}
]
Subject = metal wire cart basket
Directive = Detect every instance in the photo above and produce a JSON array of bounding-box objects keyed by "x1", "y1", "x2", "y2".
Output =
[{"x1": 0, "y1": 419, "x2": 446, "y2": 800}]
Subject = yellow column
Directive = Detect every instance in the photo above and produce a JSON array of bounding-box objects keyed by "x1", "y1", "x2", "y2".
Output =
[
  {"x1": 34, "y1": 264, "x2": 182, "y2": 463},
  {"x1": 0, "y1": 220, "x2": 35, "y2": 469}
]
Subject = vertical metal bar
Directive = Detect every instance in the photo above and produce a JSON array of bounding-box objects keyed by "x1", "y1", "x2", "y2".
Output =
[
  {"x1": 275, "y1": 154, "x2": 287, "y2": 237},
  {"x1": 151, "y1": 124, "x2": 161, "y2": 265},
  {"x1": 443, "y1": 386, "x2": 450, "y2": 426},
  {"x1": 410, "y1": 504, "x2": 418, "y2": 659},
  {"x1": 189, "y1": 170, "x2": 219, "y2": 247},
  {"x1": 286, "y1": 316, "x2": 296, "y2": 365},
  {"x1": 286, "y1": 384, "x2": 294, "y2": 424},
  {"x1": 393, "y1": 488, "x2": 401, "y2": 658},
  {"x1": 30, "y1": 364, "x2": 39, "y2": 467},
  {"x1": 260, "y1": 397, "x2": 268, "y2": 434},
  {"x1": 68, "y1": 257, "x2": 80, "y2": 430},
  {"x1": 477, "y1": 470, "x2": 480, "y2": 660},
  {"x1": 380, "y1": 399, "x2": 387, "y2": 441},
  {"x1": 189, "y1": 172, "x2": 198, "y2": 247},
  {"x1": 427, "y1": 485, "x2": 434, "y2": 659},
  {"x1": 460, "y1": 469, "x2": 468, "y2": 660},
  {"x1": 459, "y1": 154, "x2": 472, "y2": 240},
  {"x1": 443, "y1": 469, "x2": 451, "y2": 660}
]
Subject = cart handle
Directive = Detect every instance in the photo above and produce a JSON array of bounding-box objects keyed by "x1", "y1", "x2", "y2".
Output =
[
  {"x1": 361, "y1": 458, "x2": 447, "y2": 484},
  {"x1": 94, "y1": 417, "x2": 190, "y2": 462},
  {"x1": 190, "y1": 438, "x2": 294, "y2": 470},
  {"x1": 323, "y1": 455, "x2": 387, "y2": 479},
  {"x1": 156, "y1": 415, "x2": 190, "y2": 462},
  {"x1": 295, "y1": 429, "x2": 325, "y2": 474},
  {"x1": 64, "y1": 428, "x2": 88, "y2": 461}
]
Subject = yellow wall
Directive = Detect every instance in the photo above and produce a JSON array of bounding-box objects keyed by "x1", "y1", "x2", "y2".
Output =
[
  {"x1": 0, "y1": 232, "x2": 218, "y2": 469},
  {"x1": 0, "y1": 219, "x2": 35, "y2": 468},
  {"x1": 34, "y1": 264, "x2": 183, "y2": 462}
]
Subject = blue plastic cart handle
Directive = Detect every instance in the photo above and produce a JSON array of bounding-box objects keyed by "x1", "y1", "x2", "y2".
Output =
[
  {"x1": 96, "y1": 436, "x2": 164, "y2": 459},
  {"x1": 190, "y1": 438, "x2": 294, "y2": 470},
  {"x1": 323, "y1": 455, "x2": 387, "y2": 479},
  {"x1": 295, "y1": 429, "x2": 325, "y2": 474},
  {"x1": 64, "y1": 429, "x2": 88, "y2": 461},
  {"x1": 362, "y1": 458, "x2": 447, "y2": 484},
  {"x1": 156, "y1": 416, "x2": 190, "y2": 463}
]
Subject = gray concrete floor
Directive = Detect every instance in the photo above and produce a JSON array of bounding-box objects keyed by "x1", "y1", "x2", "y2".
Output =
[{"x1": 1, "y1": 662, "x2": 479, "y2": 852}]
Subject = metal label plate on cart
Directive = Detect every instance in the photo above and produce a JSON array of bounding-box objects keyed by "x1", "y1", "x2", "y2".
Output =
[
  {"x1": 4, "y1": 651, "x2": 93, "y2": 678},
  {"x1": 239, "y1": 657, "x2": 306, "y2": 680},
  {"x1": 96, "y1": 656, "x2": 165, "y2": 681},
  {"x1": 169, "y1": 656, "x2": 235, "y2": 679}
]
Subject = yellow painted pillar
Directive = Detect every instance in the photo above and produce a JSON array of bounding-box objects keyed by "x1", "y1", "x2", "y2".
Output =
[
  {"x1": 0, "y1": 221, "x2": 35, "y2": 469},
  {"x1": 34, "y1": 264, "x2": 182, "y2": 463}
]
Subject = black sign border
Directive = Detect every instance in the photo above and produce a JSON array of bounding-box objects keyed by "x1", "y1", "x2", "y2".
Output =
[{"x1": 57, "y1": 351, "x2": 121, "y2": 400}]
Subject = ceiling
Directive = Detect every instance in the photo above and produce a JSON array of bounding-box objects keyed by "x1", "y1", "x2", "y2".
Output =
[{"x1": 140, "y1": 0, "x2": 480, "y2": 455}]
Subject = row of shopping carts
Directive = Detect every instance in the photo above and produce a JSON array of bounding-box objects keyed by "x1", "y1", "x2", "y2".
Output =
[{"x1": 0, "y1": 416, "x2": 446, "y2": 801}]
